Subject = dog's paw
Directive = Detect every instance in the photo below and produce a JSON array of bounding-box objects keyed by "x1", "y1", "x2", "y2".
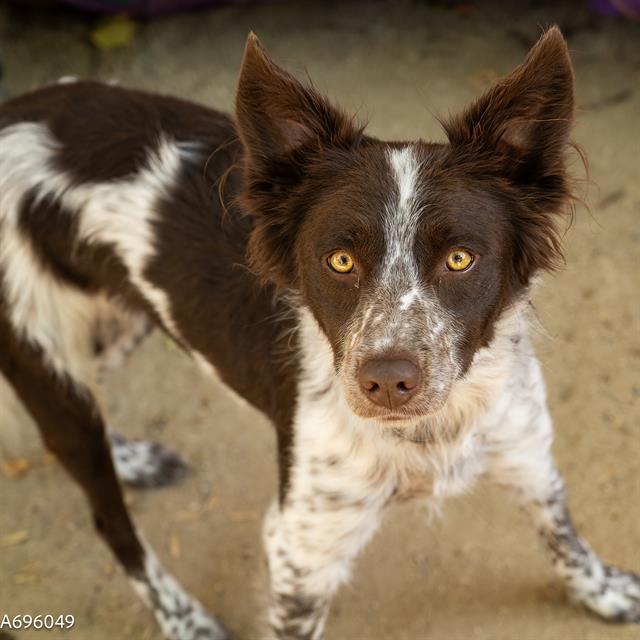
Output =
[
  {"x1": 570, "y1": 565, "x2": 640, "y2": 623},
  {"x1": 131, "y1": 549, "x2": 230, "y2": 640},
  {"x1": 108, "y1": 431, "x2": 188, "y2": 488},
  {"x1": 159, "y1": 603, "x2": 230, "y2": 640}
]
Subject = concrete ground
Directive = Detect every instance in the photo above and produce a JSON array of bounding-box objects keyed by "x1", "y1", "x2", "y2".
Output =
[{"x1": 0, "y1": 1, "x2": 639, "y2": 639}]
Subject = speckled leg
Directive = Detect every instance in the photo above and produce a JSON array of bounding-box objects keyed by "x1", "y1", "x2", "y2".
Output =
[
  {"x1": 485, "y1": 404, "x2": 640, "y2": 623},
  {"x1": 530, "y1": 472, "x2": 640, "y2": 622},
  {"x1": 263, "y1": 456, "x2": 392, "y2": 640}
]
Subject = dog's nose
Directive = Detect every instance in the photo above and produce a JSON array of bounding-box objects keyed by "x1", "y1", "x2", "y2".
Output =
[{"x1": 358, "y1": 358, "x2": 421, "y2": 410}]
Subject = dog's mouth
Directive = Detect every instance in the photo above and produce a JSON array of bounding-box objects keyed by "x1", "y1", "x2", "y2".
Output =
[{"x1": 344, "y1": 391, "x2": 451, "y2": 425}]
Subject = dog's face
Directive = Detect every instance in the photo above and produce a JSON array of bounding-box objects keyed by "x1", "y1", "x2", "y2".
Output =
[
  {"x1": 236, "y1": 29, "x2": 575, "y2": 423},
  {"x1": 292, "y1": 146, "x2": 518, "y2": 421}
]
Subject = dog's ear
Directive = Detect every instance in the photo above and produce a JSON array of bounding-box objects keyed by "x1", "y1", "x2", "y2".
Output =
[
  {"x1": 236, "y1": 33, "x2": 362, "y2": 178},
  {"x1": 444, "y1": 26, "x2": 574, "y2": 181},
  {"x1": 235, "y1": 33, "x2": 363, "y2": 287},
  {"x1": 444, "y1": 26, "x2": 576, "y2": 282}
]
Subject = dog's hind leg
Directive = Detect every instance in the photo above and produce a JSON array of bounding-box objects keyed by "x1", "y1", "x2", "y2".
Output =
[
  {"x1": 483, "y1": 366, "x2": 640, "y2": 623},
  {"x1": 108, "y1": 430, "x2": 188, "y2": 489},
  {"x1": 0, "y1": 335, "x2": 228, "y2": 640},
  {"x1": 91, "y1": 303, "x2": 189, "y2": 489}
]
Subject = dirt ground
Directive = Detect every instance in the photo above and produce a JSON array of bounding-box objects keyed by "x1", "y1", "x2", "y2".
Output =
[{"x1": 0, "y1": 1, "x2": 639, "y2": 639}]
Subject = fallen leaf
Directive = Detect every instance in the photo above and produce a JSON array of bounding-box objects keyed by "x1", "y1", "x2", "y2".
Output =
[
  {"x1": 2, "y1": 457, "x2": 30, "y2": 478},
  {"x1": 175, "y1": 495, "x2": 220, "y2": 521},
  {"x1": 453, "y1": 3, "x2": 478, "y2": 16},
  {"x1": 91, "y1": 15, "x2": 137, "y2": 51},
  {"x1": 0, "y1": 530, "x2": 29, "y2": 548},
  {"x1": 169, "y1": 533, "x2": 181, "y2": 559},
  {"x1": 13, "y1": 572, "x2": 39, "y2": 585}
]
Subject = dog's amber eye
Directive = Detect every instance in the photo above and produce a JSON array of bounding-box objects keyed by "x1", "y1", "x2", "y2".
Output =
[
  {"x1": 328, "y1": 251, "x2": 355, "y2": 274},
  {"x1": 446, "y1": 248, "x2": 473, "y2": 272}
]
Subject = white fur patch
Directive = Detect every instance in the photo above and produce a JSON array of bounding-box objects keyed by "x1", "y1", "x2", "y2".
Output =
[
  {"x1": 72, "y1": 135, "x2": 187, "y2": 339},
  {"x1": 0, "y1": 125, "x2": 95, "y2": 379},
  {"x1": 0, "y1": 122, "x2": 193, "y2": 379},
  {"x1": 92, "y1": 300, "x2": 151, "y2": 376},
  {"x1": 295, "y1": 304, "x2": 519, "y2": 502},
  {"x1": 383, "y1": 146, "x2": 422, "y2": 281}
]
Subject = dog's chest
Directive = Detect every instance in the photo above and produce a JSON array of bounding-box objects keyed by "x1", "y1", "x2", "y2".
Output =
[
  {"x1": 293, "y1": 394, "x2": 485, "y2": 507},
  {"x1": 392, "y1": 437, "x2": 484, "y2": 504}
]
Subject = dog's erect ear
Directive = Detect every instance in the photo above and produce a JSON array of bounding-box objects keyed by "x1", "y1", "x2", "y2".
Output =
[
  {"x1": 444, "y1": 26, "x2": 574, "y2": 185},
  {"x1": 235, "y1": 34, "x2": 364, "y2": 288},
  {"x1": 445, "y1": 27, "x2": 576, "y2": 283},
  {"x1": 236, "y1": 33, "x2": 362, "y2": 173}
]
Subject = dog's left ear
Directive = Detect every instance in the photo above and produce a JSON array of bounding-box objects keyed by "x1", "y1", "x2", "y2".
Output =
[
  {"x1": 445, "y1": 27, "x2": 576, "y2": 282},
  {"x1": 445, "y1": 26, "x2": 574, "y2": 189}
]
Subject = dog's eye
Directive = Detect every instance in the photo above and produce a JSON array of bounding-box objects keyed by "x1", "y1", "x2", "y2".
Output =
[
  {"x1": 446, "y1": 248, "x2": 474, "y2": 272},
  {"x1": 328, "y1": 251, "x2": 355, "y2": 274}
]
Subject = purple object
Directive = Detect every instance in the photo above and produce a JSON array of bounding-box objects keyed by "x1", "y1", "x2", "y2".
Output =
[
  {"x1": 58, "y1": 0, "x2": 271, "y2": 16},
  {"x1": 590, "y1": 0, "x2": 640, "y2": 18}
]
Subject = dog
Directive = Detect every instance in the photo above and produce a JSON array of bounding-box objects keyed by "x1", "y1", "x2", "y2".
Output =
[{"x1": 0, "y1": 27, "x2": 638, "y2": 640}]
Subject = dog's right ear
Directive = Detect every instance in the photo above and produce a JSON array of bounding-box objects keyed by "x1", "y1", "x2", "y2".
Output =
[
  {"x1": 235, "y1": 33, "x2": 363, "y2": 182},
  {"x1": 235, "y1": 34, "x2": 363, "y2": 288}
]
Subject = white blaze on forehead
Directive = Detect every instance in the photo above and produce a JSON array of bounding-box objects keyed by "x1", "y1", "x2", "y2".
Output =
[
  {"x1": 383, "y1": 146, "x2": 422, "y2": 283},
  {"x1": 399, "y1": 287, "x2": 419, "y2": 310},
  {"x1": 346, "y1": 145, "x2": 460, "y2": 368}
]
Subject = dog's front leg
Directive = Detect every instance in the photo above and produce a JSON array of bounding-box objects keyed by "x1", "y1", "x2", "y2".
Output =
[
  {"x1": 263, "y1": 452, "x2": 392, "y2": 640},
  {"x1": 484, "y1": 383, "x2": 640, "y2": 623},
  {"x1": 528, "y1": 470, "x2": 640, "y2": 622}
]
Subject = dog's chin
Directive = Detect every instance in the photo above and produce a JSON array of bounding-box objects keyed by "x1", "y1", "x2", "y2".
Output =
[{"x1": 343, "y1": 392, "x2": 450, "y2": 427}]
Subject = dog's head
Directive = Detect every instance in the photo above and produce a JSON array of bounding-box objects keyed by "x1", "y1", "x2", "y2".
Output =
[{"x1": 235, "y1": 29, "x2": 575, "y2": 423}]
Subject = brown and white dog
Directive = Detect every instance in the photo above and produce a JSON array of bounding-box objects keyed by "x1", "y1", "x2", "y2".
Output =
[{"x1": 0, "y1": 27, "x2": 638, "y2": 640}]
